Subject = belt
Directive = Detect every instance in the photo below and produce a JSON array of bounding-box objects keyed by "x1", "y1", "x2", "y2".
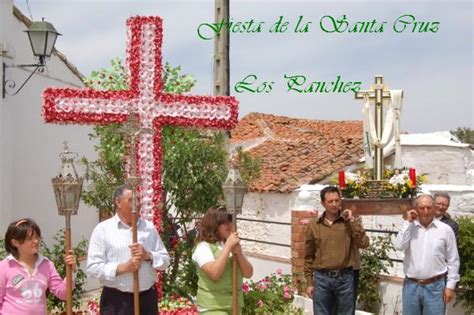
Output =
[
  {"x1": 103, "y1": 286, "x2": 155, "y2": 296},
  {"x1": 407, "y1": 273, "x2": 446, "y2": 285},
  {"x1": 316, "y1": 267, "x2": 353, "y2": 277}
]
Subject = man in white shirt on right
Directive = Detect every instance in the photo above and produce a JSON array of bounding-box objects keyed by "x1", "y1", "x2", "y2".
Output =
[{"x1": 395, "y1": 194, "x2": 459, "y2": 315}]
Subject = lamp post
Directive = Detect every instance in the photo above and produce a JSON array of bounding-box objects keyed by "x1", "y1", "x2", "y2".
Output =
[
  {"x1": 51, "y1": 142, "x2": 83, "y2": 315},
  {"x1": 3, "y1": 17, "x2": 61, "y2": 98},
  {"x1": 222, "y1": 163, "x2": 246, "y2": 315}
]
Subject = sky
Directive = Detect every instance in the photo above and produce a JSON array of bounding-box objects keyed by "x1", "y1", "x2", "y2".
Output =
[{"x1": 13, "y1": 0, "x2": 473, "y2": 133}]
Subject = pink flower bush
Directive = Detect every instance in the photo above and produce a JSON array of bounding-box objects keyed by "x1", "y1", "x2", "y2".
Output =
[
  {"x1": 87, "y1": 298, "x2": 99, "y2": 315},
  {"x1": 242, "y1": 282, "x2": 250, "y2": 293},
  {"x1": 242, "y1": 270, "x2": 300, "y2": 314},
  {"x1": 159, "y1": 295, "x2": 198, "y2": 314},
  {"x1": 86, "y1": 295, "x2": 198, "y2": 315}
]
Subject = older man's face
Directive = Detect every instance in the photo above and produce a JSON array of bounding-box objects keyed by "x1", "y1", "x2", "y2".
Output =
[
  {"x1": 435, "y1": 196, "x2": 449, "y2": 217},
  {"x1": 116, "y1": 189, "x2": 133, "y2": 224},
  {"x1": 416, "y1": 196, "x2": 435, "y2": 227}
]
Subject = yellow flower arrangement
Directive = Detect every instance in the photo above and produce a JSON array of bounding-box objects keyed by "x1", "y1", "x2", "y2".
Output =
[{"x1": 332, "y1": 168, "x2": 428, "y2": 199}]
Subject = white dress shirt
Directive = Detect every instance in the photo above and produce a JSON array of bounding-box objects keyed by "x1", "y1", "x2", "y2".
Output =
[
  {"x1": 87, "y1": 214, "x2": 170, "y2": 292},
  {"x1": 394, "y1": 219, "x2": 460, "y2": 289}
]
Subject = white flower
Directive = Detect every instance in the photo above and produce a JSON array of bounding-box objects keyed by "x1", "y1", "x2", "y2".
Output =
[
  {"x1": 388, "y1": 171, "x2": 409, "y2": 185},
  {"x1": 346, "y1": 172, "x2": 361, "y2": 183}
]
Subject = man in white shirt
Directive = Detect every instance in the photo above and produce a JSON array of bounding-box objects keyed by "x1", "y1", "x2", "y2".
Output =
[
  {"x1": 395, "y1": 194, "x2": 459, "y2": 315},
  {"x1": 87, "y1": 184, "x2": 170, "y2": 314}
]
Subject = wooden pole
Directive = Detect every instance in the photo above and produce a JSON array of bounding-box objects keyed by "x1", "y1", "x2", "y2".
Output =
[
  {"x1": 65, "y1": 214, "x2": 73, "y2": 315},
  {"x1": 232, "y1": 208, "x2": 238, "y2": 315},
  {"x1": 132, "y1": 186, "x2": 140, "y2": 315},
  {"x1": 118, "y1": 113, "x2": 153, "y2": 315}
]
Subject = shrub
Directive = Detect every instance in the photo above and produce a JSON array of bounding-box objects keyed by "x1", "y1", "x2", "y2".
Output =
[
  {"x1": 242, "y1": 270, "x2": 303, "y2": 315},
  {"x1": 455, "y1": 216, "x2": 474, "y2": 314},
  {"x1": 357, "y1": 235, "x2": 394, "y2": 313}
]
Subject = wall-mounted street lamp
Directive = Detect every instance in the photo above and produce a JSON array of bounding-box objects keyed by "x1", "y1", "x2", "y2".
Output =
[{"x1": 2, "y1": 18, "x2": 61, "y2": 98}]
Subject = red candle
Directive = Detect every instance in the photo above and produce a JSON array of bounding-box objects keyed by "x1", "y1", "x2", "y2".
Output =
[
  {"x1": 409, "y1": 168, "x2": 417, "y2": 187},
  {"x1": 338, "y1": 170, "x2": 346, "y2": 189}
]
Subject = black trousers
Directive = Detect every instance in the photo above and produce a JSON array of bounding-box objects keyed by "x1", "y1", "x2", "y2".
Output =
[{"x1": 100, "y1": 285, "x2": 158, "y2": 315}]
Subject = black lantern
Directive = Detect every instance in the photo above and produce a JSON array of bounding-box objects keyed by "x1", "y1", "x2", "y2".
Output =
[{"x1": 3, "y1": 18, "x2": 61, "y2": 98}]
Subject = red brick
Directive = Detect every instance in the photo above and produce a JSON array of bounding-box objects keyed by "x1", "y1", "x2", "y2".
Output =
[
  {"x1": 292, "y1": 242, "x2": 306, "y2": 251},
  {"x1": 291, "y1": 233, "x2": 305, "y2": 242},
  {"x1": 292, "y1": 211, "x2": 315, "y2": 218},
  {"x1": 292, "y1": 258, "x2": 305, "y2": 266},
  {"x1": 291, "y1": 225, "x2": 307, "y2": 234}
]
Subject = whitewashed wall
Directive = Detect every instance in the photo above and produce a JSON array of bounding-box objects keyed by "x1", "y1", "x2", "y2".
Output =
[
  {"x1": 403, "y1": 144, "x2": 472, "y2": 185},
  {"x1": 0, "y1": 2, "x2": 98, "y2": 248},
  {"x1": 239, "y1": 191, "x2": 297, "y2": 259}
]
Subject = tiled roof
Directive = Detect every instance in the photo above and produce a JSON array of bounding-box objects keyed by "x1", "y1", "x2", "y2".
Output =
[{"x1": 231, "y1": 113, "x2": 364, "y2": 193}]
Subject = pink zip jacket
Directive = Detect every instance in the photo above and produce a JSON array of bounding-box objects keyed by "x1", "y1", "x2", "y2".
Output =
[{"x1": 0, "y1": 255, "x2": 67, "y2": 315}]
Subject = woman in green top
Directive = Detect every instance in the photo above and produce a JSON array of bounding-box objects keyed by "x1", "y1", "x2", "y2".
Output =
[{"x1": 192, "y1": 207, "x2": 254, "y2": 314}]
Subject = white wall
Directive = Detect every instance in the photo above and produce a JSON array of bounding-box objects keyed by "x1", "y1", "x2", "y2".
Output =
[
  {"x1": 0, "y1": 0, "x2": 15, "y2": 244},
  {"x1": 239, "y1": 191, "x2": 297, "y2": 259},
  {"x1": 403, "y1": 145, "x2": 472, "y2": 185},
  {"x1": 1, "y1": 5, "x2": 99, "y2": 248}
]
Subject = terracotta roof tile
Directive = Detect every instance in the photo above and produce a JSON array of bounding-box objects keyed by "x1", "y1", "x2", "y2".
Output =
[{"x1": 231, "y1": 113, "x2": 364, "y2": 193}]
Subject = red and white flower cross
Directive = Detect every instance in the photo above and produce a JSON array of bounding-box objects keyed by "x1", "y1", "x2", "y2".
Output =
[{"x1": 42, "y1": 16, "x2": 238, "y2": 228}]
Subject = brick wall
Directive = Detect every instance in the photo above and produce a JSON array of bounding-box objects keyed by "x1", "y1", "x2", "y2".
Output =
[{"x1": 291, "y1": 210, "x2": 317, "y2": 294}]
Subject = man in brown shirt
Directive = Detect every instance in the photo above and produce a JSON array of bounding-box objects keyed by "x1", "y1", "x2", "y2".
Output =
[{"x1": 304, "y1": 186, "x2": 369, "y2": 315}]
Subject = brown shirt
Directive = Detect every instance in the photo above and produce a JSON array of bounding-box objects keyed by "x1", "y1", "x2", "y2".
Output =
[{"x1": 304, "y1": 212, "x2": 369, "y2": 286}]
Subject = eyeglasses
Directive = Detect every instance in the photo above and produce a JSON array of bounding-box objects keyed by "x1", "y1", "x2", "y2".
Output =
[{"x1": 435, "y1": 202, "x2": 449, "y2": 208}]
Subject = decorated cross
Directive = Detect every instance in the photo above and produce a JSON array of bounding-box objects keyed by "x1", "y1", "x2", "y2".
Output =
[
  {"x1": 43, "y1": 16, "x2": 238, "y2": 229},
  {"x1": 355, "y1": 75, "x2": 403, "y2": 180}
]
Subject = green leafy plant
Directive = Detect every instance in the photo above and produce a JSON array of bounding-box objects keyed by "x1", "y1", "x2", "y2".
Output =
[
  {"x1": 0, "y1": 238, "x2": 6, "y2": 259},
  {"x1": 80, "y1": 58, "x2": 261, "y2": 298},
  {"x1": 357, "y1": 235, "x2": 394, "y2": 313},
  {"x1": 43, "y1": 230, "x2": 88, "y2": 312},
  {"x1": 454, "y1": 216, "x2": 474, "y2": 314},
  {"x1": 451, "y1": 127, "x2": 474, "y2": 146},
  {"x1": 81, "y1": 58, "x2": 196, "y2": 216},
  {"x1": 0, "y1": 230, "x2": 88, "y2": 312},
  {"x1": 242, "y1": 270, "x2": 303, "y2": 315}
]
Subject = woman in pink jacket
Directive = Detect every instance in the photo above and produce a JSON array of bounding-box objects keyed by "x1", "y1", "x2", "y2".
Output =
[{"x1": 0, "y1": 218, "x2": 76, "y2": 315}]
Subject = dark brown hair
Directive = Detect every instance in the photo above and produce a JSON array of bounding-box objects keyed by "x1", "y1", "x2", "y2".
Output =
[
  {"x1": 4, "y1": 218, "x2": 41, "y2": 258},
  {"x1": 320, "y1": 186, "x2": 341, "y2": 202},
  {"x1": 196, "y1": 207, "x2": 232, "y2": 244},
  {"x1": 434, "y1": 192, "x2": 451, "y2": 204}
]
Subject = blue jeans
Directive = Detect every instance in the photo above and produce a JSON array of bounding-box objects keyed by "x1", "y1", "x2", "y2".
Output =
[
  {"x1": 312, "y1": 269, "x2": 354, "y2": 315},
  {"x1": 402, "y1": 277, "x2": 446, "y2": 315}
]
